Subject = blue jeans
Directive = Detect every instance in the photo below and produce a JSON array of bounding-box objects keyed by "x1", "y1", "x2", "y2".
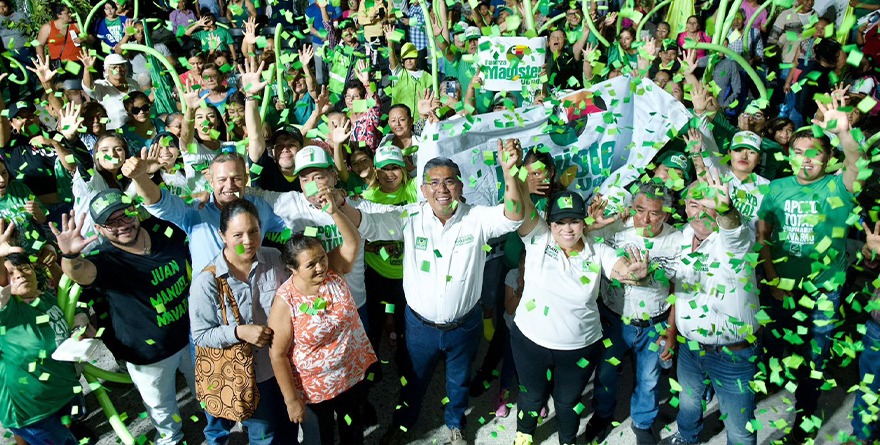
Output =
[
  {"x1": 9, "y1": 402, "x2": 79, "y2": 445},
  {"x1": 204, "y1": 378, "x2": 300, "y2": 445},
  {"x1": 593, "y1": 304, "x2": 665, "y2": 429},
  {"x1": 853, "y1": 319, "x2": 880, "y2": 440},
  {"x1": 764, "y1": 289, "x2": 841, "y2": 416},
  {"x1": 676, "y1": 343, "x2": 758, "y2": 445},
  {"x1": 392, "y1": 305, "x2": 482, "y2": 430}
]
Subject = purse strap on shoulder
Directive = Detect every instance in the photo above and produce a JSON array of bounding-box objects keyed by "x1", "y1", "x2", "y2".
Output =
[{"x1": 202, "y1": 265, "x2": 246, "y2": 325}]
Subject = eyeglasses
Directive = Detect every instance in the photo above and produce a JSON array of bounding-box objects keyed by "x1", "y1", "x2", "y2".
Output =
[
  {"x1": 130, "y1": 104, "x2": 150, "y2": 115},
  {"x1": 344, "y1": 94, "x2": 362, "y2": 100},
  {"x1": 102, "y1": 213, "x2": 136, "y2": 228},
  {"x1": 749, "y1": 113, "x2": 765, "y2": 120},
  {"x1": 202, "y1": 74, "x2": 218, "y2": 80},
  {"x1": 274, "y1": 144, "x2": 298, "y2": 152},
  {"x1": 424, "y1": 179, "x2": 459, "y2": 190}
]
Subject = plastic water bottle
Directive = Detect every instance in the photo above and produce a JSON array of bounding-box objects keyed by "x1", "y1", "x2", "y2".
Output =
[{"x1": 658, "y1": 340, "x2": 673, "y2": 370}]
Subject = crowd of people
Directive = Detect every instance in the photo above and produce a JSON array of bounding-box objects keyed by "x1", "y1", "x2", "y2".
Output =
[{"x1": 0, "y1": 0, "x2": 879, "y2": 443}]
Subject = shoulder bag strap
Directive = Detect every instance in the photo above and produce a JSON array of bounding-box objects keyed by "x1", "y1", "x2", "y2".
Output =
[{"x1": 202, "y1": 265, "x2": 230, "y2": 325}]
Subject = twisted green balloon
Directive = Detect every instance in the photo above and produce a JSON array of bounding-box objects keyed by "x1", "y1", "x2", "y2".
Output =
[
  {"x1": 636, "y1": 0, "x2": 672, "y2": 38},
  {"x1": 539, "y1": 13, "x2": 567, "y2": 33},
  {"x1": 2, "y1": 54, "x2": 28, "y2": 86},
  {"x1": 582, "y1": 0, "x2": 611, "y2": 47},
  {"x1": 119, "y1": 43, "x2": 187, "y2": 112},
  {"x1": 742, "y1": 0, "x2": 774, "y2": 53},
  {"x1": 419, "y1": 0, "x2": 439, "y2": 95},
  {"x1": 83, "y1": 0, "x2": 111, "y2": 39},
  {"x1": 684, "y1": 40, "x2": 768, "y2": 103},
  {"x1": 522, "y1": 0, "x2": 537, "y2": 36}
]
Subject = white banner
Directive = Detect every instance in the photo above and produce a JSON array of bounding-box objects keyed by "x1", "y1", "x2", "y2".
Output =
[
  {"x1": 417, "y1": 76, "x2": 692, "y2": 206},
  {"x1": 477, "y1": 36, "x2": 547, "y2": 92}
]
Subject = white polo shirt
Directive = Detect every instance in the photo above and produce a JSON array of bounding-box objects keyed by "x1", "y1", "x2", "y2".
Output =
[
  {"x1": 671, "y1": 224, "x2": 760, "y2": 345},
  {"x1": 596, "y1": 220, "x2": 684, "y2": 320},
  {"x1": 255, "y1": 190, "x2": 390, "y2": 309},
  {"x1": 515, "y1": 221, "x2": 620, "y2": 350},
  {"x1": 358, "y1": 201, "x2": 521, "y2": 323},
  {"x1": 82, "y1": 78, "x2": 138, "y2": 130}
]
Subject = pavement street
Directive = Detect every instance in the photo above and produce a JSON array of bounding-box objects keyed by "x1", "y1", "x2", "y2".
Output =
[{"x1": 1, "y1": 329, "x2": 863, "y2": 445}]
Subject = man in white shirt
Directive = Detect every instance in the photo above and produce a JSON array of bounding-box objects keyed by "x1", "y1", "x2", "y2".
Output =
[
  {"x1": 660, "y1": 171, "x2": 760, "y2": 445},
  {"x1": 340, "y1": 141, "x2": 525, "y2": 445},
  {"x1": 80, "y1": 52, "x2": 138, "y2": 131},
  {"x1": 586, "y1": 183, "x2": 683, "y2": 444}
]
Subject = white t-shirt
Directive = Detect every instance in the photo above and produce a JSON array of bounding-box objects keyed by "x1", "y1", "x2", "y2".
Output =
[
  {"x1": 597, "y1": 220, "x2": 684, "y2": 320},
  {"x1": 515, "y1": 221, "x2": 619, "y2": 350},
  {"x1": 728, "y1": 174, "x2": 769, "y2": 234},
  {"x1": 82, "y1": 78, "x2": 138, "y2": 130}
]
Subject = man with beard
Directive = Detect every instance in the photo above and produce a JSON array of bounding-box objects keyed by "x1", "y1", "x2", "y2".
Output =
[{"x1": 52, "y1": 190, "x2": 193, "y2": 445}]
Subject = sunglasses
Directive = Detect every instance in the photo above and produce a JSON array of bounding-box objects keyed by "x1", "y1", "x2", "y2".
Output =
[{"x1": 130, "y1": 105, "x2": 150, "y2": 115}]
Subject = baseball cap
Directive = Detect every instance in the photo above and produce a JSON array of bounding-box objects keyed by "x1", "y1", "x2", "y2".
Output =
[
  {"x1": 547, "y1": 190, "x2": 587, "y2": 223},
  {"x1": 7, "y1": 100, "x2": 35, "y2": 119},
  {"x1": 730, "y1": 130, "x2": 762, "y2": 153},
  {"x1": 401, "y1": 42, "x2": 418, "y2": 60},
  {"x1": 374, "y1": 145, "x2": 406, "y2": 169},
  {"x1": 90, "y1": 189, "x2": 135, "y2": 226},
  {"x1": 271, "y1": 126, "x2": 304, "y2": 147},
  {"x1": 104, "y1": 53, "x2": 127, "y2": 65},
  {"x1": 464, "y1": 26, "x2": 481, "y2": 41},
  {"x1": 656, "y1": 151, "x2": 691, "y2": 180},
  {"x1": 495, "y1": 5, "x2": 514, "y2": 17},
  {"x1": 294, "y1": 145, "x2": 334, "y2": 175}
]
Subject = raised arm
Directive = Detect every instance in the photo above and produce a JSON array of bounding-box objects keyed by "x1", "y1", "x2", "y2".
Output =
[
  {"x1": 299, "y1": 45, "x2": 319, "y2": 100},
  {"x1": 179, "y1": 77, "x2": 203, "y2": 152},
  {"x1": 121, "y1": 149, "x2": 163, "y2": 204},
  {"x1": 331, "y1": 118, "x2": 353, "y2": 183},
  {"x1": 51, "y1": 211, "x2": 99, "y2": 286},
  {"x1": 78, "y1": 49, "x2": 97, "y2": 92},
  {"x1": 239, "y1": 58, "x2": 270, "y2": 163},
  {"x1": 185, "y1": 16, "x2": 209, "y2": 36},
  {"x1": 812, "y1": 91, "x2": 864, "y2": 193},
  {"x1": 321, "y1": 189, "x2": 360, "y2": 274},
  {"x1": 27, "y1": 54, "x2": 64, "y2": 118},
  {"x1": 385, "y1": 24, "x2": 400, "y2": 72},
  {"x1": 499, "y1": 138, "x2": 525, "y2": 222}
]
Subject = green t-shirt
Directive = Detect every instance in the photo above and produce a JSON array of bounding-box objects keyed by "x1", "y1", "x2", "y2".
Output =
[
  {"x1": 390, "y1": 68, "x2": 432, "y2": 118},
  {"x1": 194, "y1": 28, "x2": 233, "y2": 51},
  {"x1": 340, "y1": 174, "x2": 368, "y2": 195},
  {"x1": 0, "y1": 180, "x2": 49, "y2": 254},
  {"x1": 362, "y1": 180, "x2": 417, "y2": 279},
  {"x1": 0, "y1": 292, "x2": 79, "y2": 429},
  {"x1": 757, "y1": 173, "x2": 856, "y2": 291}
]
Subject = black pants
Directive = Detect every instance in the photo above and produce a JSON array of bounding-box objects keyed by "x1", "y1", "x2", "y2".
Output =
[
  {"x1": 510, "y1": 324, "x2": 601, "y2": 444},
  {"x1": 310, "y1": 379, "x2": 367, "y2": 445},
  {"x1": 364, "y1": 263, "x2": 411, "y2": 377}
]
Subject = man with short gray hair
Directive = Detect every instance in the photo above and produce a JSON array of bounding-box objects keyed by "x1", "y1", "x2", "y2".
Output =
[{"x1": 585, "y1": 183, "x2": 683, "y2": 444}]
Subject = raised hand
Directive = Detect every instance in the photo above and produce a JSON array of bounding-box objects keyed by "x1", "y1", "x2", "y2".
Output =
[
  {"x1": 355, "y1": 59, "x2": 371, "y2": 86},
  {"x1": 78, "y1": 49, "x2": 96, "y2": 69},
  {"x1": 314, "y1": 85, "x2": 331, "y2": 114},
  {"x1": 498, "y1": 138, "x2": 522, "y2": 173},
  {"x1": 683, "y1": 127, "x2": 703, "y2": 155},
  {"x1": 329, "y1": 118, "x2": 353, "y2": 145},
  {"x1": 642, "y1": 36, "x2": 658, "y2": 60},
  {"x1": 57, "y1": 102, "x2": 84, "y2": 141},
  {"x1": 695, "y1": 167, "x2": 730, "y2": 212},
  {"x1": 864, "y1": 221, "x2": 880, "y2": 258},
  {"x1": 237, "y1": 58, "x2": 268, "y2": 96},
  {"x1": 298, "y1": 44, "x2": 315, "y2": 67},
  {"x1": 183, "y1": 77, "x2": 204, "y2": 110},
  {"x1": 27, "y1": 53, "x2": 59, "y2": 84},
  {"x1": 812, "y1": 91, "x2": 851, "y2": 135},
  {"x1": 317, "y1": 187, "x2": 338, "y2": 214},
  {"x1": 23, "y1": 200, "x2": 46, "y2": 222},
  {"x1": 678, "y1": 48, "x2": 697, "y2": 76},
  {"x1": 243, "y1": 16, "x2": 258, "y2": 45},
  {"x1": 121, "y1": 147, "x2": 153, "y2": 179},
  {"x1": 417, "y1": 89, "x2": 438, "y2": 116},
  {"x1": 582, "y1": 42, "x2": 599, "y2": 63},
  {"x1": 586, "y1": 194, "x2": 619, "y2": 230},
  {"x1": 50, "y1": 211, "x2": 99, "y2": 256},
  {"x1": 383, "y1": 24, "x2": 396, "y2": 42},
  {"x1": 0, "y1": 220, "x2": 24, "y2": 258},
  {"x1": 621, "y1": 246, "x2": 650, "y2": 280},
  {"x1": 690, "y1": 81, "x2": 710, "y2": 114},
  {"x1": 603, "y1": 11, "x2": 618, "y2": 27}
]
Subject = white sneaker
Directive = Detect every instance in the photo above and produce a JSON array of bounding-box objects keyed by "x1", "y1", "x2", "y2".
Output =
[{"x1": 449, "y1": 427, "x2": 468, "y2": 445}]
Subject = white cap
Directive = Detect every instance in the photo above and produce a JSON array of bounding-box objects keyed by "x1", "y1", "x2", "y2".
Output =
[
  {"x1": 294, "y1": 145, "x2": 334, "y2": 175},
  {"x1": 464, "y1": 26, "x2": 481, "y2": 41},
  {"x1": 730, "y1": 130, "x2": 762, "y2": 153},
  {"x1": 104, "y1": 53, "x2": 127, "y2": 65},
  {"x1": 374, "y1": 145, "x2": 406, "y2": 169}
]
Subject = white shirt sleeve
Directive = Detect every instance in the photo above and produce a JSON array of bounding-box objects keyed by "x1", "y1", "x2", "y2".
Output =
[
  {"x1": 358, "y1": 207, "x2": 406, "y2": 241},
  {"x1": 476, "y1": 204, "x2": 523, "y2": 239}
]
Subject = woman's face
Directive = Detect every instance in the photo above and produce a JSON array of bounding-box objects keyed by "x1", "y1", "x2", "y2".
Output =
[
  {"x1": 104, "y1": 3, "x2": 117, "y2": 19},
  {"x1": 156, "y1": 137, "x2": 180, "y2": 168},
  {"x1": 95, "y1": 138, "x2": 128, "y2": 171},
  {"x1": 188, "y1": 56, "x2": 205, "y2": 74},
  {"x1": 344, "y1": 87, "x2": 364, "y2": 110},
  {"x1": 656, "y1": 23, "x2": 670, "y2": 41},
  {"x1": 746, "y1": 110, "x2": 767, "y2": 132},
  {"x1": 732, "y1": 13, "x2": 744, "y2": 30},
  {"x1": 388, "y1": 108, "x2": 412, "y2": 138},
  {"x1": 294, "y1": 76, "x2": 307, "y2": 94},
  {"x1": 56, "y1": 7, "x2": 71, "y2": 24},
  {"x1": 619, "y1": 31, "x2": 635, "y2": 50},
  {"x1": 566, "y1": 9, "x2": 581, "y2": 26},
  {"x1": 774, "y1": 124, "x2": 794, "y2": 146},
  {"x1": 220, "y1": 212, "x2": 262, "y2": 262},
  {"x1": 214, "y1": 56, "x2": 229, "y2": 67},
  {"x1": 166, "y1": 115, "x2": 183, "y2": 136},
  {"x1": 729, "y1": 147, "x2": 760, "y2": 175},
  {"x1": 5, "y1": 261, "x2": 38, "y2": 298},
  {"x1": 665, "y1": 81, "x2": 683, "y2": 101},
  {"x1": 128, "y1": 97, "x2": 152, "y2": 123},
  {"x1": 291, "y1": 245, "x2": 330, "y2": 287},
  {"x1": 653, "y1": 71, "x2": 671, "y2": 88},
  {"x1": 201, "y1": 68, "x2": 220, "y2": 91},
  {"x1": 686, "y1": 17, "x2": 700, "y2": 33},
  {"x1": 549, "y1": 30, "x2": 565, "y2": 53},
  {"x1": 194, "y1": 108, "x2": 218, "y2": 136},
  {"x1": 377, "y1": 165, "x2": 404, "y2": 191},
  {"x1": 550, "y1": 218, "x2": 585, "y2": 251},
  {"x1": 226, "y1": 102, "x2": 245, "y2": 125},
  {"x1": 349, "y1": 151, "x2": 373, "y2": 179}
]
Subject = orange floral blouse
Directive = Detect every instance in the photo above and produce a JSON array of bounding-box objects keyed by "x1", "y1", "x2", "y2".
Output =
[{"x1": 276, "y1": 270, "x2": 377, "y2": 403}]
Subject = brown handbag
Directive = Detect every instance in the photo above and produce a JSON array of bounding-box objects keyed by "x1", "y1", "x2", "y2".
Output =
[{"x1": 194, "y1": 266, "x2": 260, "y2": 421}]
